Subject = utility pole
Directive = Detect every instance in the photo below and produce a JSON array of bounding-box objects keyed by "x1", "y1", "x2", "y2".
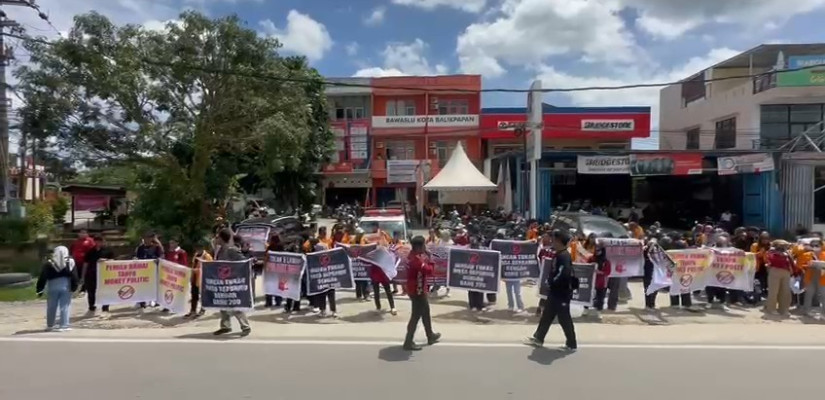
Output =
[{"x1": 0, "y1": 0, "x2": 49, "y2": 212}]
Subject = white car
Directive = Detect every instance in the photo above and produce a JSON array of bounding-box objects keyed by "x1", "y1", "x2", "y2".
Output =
[{"x1": 358, "y1": 208, "x2": 409, "y2": 243}]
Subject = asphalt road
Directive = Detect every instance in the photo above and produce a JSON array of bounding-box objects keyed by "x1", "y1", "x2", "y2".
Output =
[{"x1": 1, "y1": 340, "x2": 822, "y2": 400}]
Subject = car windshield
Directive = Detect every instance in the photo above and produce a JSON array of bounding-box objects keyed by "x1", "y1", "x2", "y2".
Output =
[
  {"x1": 359, "y1": 220, "x2": 406, "y2": 239},
  {"x1": 578, "y1": 217, "x2": 629, "y2": 238}
]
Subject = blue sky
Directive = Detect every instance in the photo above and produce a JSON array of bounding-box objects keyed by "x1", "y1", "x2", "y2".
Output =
[{"x1": 8, "y1": 0, "x2": 825, "y2": 150}]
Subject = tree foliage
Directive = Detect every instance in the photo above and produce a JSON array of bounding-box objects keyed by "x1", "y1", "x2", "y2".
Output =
[{"x1": 15, "y1": 11, "x2": 333, "y2": 246}]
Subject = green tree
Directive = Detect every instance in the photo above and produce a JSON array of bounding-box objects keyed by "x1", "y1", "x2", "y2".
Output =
[{"x1": 15, "y1": 11, "x2": 333, "y2": 247}]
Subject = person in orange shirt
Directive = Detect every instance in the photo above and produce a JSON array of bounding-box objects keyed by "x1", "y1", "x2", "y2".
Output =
[
  {"x1": 317, "y1": 226, "x2": 333, "y2": 248},
  {"x1": 526, "y1": 222, "x2": 539, "y2": 241},
  {"x1": 628, "y1": 222, "x2": 645, "y2": 241},
  {"x1": 799, "y1": 238, "x2": 825, "y2": 314},
  {"x1": 349, "y1": 228, "x2": 368, "y2": 245}
]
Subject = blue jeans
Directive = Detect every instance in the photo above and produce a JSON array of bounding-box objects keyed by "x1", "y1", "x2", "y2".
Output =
[
  {"x1": 46, "y1": 277, "x2": 72, "y2": 329},
  {"x1": 504, "y1": 280, "x2": 524, "y2": 310}
]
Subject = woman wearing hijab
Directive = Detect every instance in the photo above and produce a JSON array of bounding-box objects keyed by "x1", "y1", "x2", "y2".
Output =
[{"x1": 36, "y1": 246, "x2": 80, "y2": 331}]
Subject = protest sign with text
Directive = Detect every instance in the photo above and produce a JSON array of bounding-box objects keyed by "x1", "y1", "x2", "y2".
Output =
[
  {"x1": 668, "y1": 249, "x2": 712, "y2": 295},
  {"x1": 358, "y1": 246, "x2": 399, "y2": 281},
  {"x1": 707, "y1": 248, "x2": 756, "y2": 291},
  {"x1": 200, "y1": 260, "x2": 253, "y2": 310},
  {"x1": 263, "y1": 251, "x2": 306, "y2": 301},
  {"x1": 337, "y1": 243, "x2": 378, "y2": 281},
  {"x1": 571, "y1": 263, "x2": 597, "y2": 307},
  {"x1": 157, "y1": 260, "x2": 191, "y2": 314},
  {"x1": 597, "y1": 238, "x2": 644, "y2": 277},
  {"x1": 537, "y1": 257, "x2": 554, "y2": 299},
  {"x1": 306, "y1": 247, "x2": 354, "y2": 295},
  {"x1": 490, "y1": 239, "x2": 540, "y2": 280},
  {"x1": 393, "y1": 243, "x2": 449, "y2": 285},
  {"x1": 446, "y1": 248, "x2": 501, "y2": 293},
  {"x1": 96, "y1": 259, "x2": 158, "y2": 305}
]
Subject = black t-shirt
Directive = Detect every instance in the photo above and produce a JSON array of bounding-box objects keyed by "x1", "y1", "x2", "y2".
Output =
[
  {"x1": 84, "y1": 247, "x2": 115, "y2": 279},
  {"x1": 547, "y1": 249, "x2": 575, "y2": 301}
]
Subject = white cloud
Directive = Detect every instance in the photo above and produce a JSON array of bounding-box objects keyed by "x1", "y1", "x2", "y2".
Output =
[
  {"x1": 354, "y1": 39, "x2": 448, "y2": 77},
  {"x1": 535, "y1": 47, "x2": 740, "y2": 147},
  {"x1": 260, "y1": 10, "x2": 333, "y2": 62},
  {"x1": 456, "y1": 0, "x2": 639, "y2": 77},
  {"x1": 364, "y1": 6, "x2": 386, "y2": 26},
  {"x1": 626, "y1": 0, "x2": 825, "y2": 40},
  {"x1": 345, "y1": 42, "x2": 360, "y2": 56},
  {"x1": 391, "y1": 0, "x2": 487, "y2": 13}
]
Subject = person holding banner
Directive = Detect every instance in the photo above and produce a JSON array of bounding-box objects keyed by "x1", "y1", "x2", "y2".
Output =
[
  {"x1": 369, "y1": 254, "x2": 397, "y2": 315},
  {"x1": 524, "y1": 229, "x2": 578, "y2": 351},
  {"x1": 213, "y1": 228, "x2": 252, "y2": 337},
  {"x1": 265, "y1": 234, "x2": 285, "y2": 309},
  {"x1": 403, "y1": 236, "x2": 441, "y2": 351},
  {"x1": 185, "y1": 242, "x2": 211, "y2": 318},
  {"x1": 83, "y1": 235, "x2": 114, "y2": 313}
]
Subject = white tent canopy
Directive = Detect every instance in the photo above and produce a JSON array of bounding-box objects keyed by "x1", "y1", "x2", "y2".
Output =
[{"x1": 423, "y1": 142, "x2": 497, "y2": 191}]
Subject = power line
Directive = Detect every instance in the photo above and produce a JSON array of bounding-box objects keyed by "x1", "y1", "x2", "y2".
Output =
[{"x1": 4, "y1": 32, "x2": 825, "y2": 94}]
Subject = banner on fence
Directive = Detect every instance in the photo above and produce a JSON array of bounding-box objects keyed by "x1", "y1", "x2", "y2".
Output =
[
  {"x1": 358, "y1": 246, "x2": 399, "y2": 281},
  {"x1": 490, "y1": 239, "x2": 540, "y2": 280},
  {"x1": 708, "y1": 248, "x2": 757, "y2": 291},
  {"x1": 96, "y1": 259, "x2": 158, "y2": 306},
  {"x1": 157, "y1": 260, "x2": 191, "y2": 314},
  {"x1": 306, "y1": 247, "x2": 354, "y2": 295},
  {"x1": 597, "y1": 238, "x2": 644, "y2": 277},
  {"x1": 263, "y1": 251, "x2": 306, "y2": 301},
  {"x1": 393, "y1": 243, "x2": 449, "y2": 285},
  {"x1": 446, "y1": 247, "x2": 501, "y2": 293},
  {"x1": 337, "y1": 243, "x2": 379, "y2": 281},
  {"x1": 200, "y1": 260, "x2": 253, "y2": 310},
  {"x1": 668, "y1": 249, "x2": 712, "y2": 295},
  {"x1": 571, "y1": 263, "x2": 597, "y2": 307}
]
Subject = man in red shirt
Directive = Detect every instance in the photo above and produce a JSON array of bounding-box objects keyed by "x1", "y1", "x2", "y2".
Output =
[
  {"x1": 70, "y1": 229, "x2": 95, "y2": 287},
  {"x1": 403, "y1": 236, "x2": 441, "y2": 351},
  {"x1": 165, "y1": 238, "x2": 189, "y2": 267}
]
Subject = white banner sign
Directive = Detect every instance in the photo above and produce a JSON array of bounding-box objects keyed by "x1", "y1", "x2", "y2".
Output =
[
  {"x1": 717, "y1": 153, "x2": 775, "y2": 175},
  {"x1": 577, "y1": 155, "x2": 631, "y2": 174},
  {"x1": 581, "y1": 119, "x2": 635, "y2": 131},
  {"x1": 386, "y1": 160, "x2": 418, "y2": 183},
  {"x1": 372, "y1": 114, "x2": 478, "y2": 128},
  {"x1": 157, "y1": 260, "x2": 191, "y2": 314}
]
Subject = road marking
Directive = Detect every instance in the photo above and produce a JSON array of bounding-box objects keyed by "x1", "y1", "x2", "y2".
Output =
[{"x1": 1, "y1": 336, "x2": 825, "y2": 350}]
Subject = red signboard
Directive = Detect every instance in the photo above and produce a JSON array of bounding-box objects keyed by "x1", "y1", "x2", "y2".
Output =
[
  {"x1": 629, "y1": 153, "x2": 703, "y2": 176},
  {"x1": 74, "y1": 195, "x2": 109, "y2": 211},
  {"x1": 480, "y1": 110, "x2": 651, "y2": 140}
]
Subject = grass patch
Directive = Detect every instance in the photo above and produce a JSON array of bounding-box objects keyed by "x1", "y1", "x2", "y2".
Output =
[{"x1": 0, "y1": 282, "x2": 38, "y2": 302}]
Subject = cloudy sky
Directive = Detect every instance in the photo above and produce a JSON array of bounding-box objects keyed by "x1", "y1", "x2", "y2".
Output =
[{"x1": 5, "y1": 0, "x2": 825, "y2": 149}]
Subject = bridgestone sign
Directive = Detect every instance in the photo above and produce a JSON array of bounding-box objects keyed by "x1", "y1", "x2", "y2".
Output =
[
  {"x1": 581, "y1": 119, "x2": 635, "y2": 131},
  {"x1": 577, "y1": 155, "x2": 631, "y2": 174}
]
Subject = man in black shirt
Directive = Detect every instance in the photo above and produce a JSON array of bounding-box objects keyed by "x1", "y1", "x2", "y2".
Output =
[
  {"x1": 524, "y1": 229, "x2": 578, "y2": 351},
  {"x1": 84, "y1": 235, "x2": 115, "y2": 313}
]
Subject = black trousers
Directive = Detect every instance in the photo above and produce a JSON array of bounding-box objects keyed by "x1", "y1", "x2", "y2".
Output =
[
  {"x1": 355, "y1": 281, "x2": 371, "y2": 299},
  {"x1": 533, "y1": 297, "x2": 577, "y2": 348},
  {"x1": 486, "y1": 293, "x2": 497, "y2": 304},
  {"x1": 405, "y1": 294, "x2": 435, "y2": 345},
  {"x1": 372, "y1": 281, "x2": 395, "y2": 310},
  {"x1": 706, "y1": 286, "x2": 726, "y2": 304},
  {"x1": 85, "y1": 280, "x2": 109, "y2": 312},
  {"x1": 285, "y1": 298, "x2": 301, "y2": 312},
  {"x1": 593, "y1": 288, "x2": 608, "y2": 310},
  {"x1": 642, "y1": 275, "x2": 657, "y2": 309},
  {"x1": 607, "y1": 277, "x2": 621, "y2": 310},
  {"x1": 190, "y1": 285, "x2": 200, "y2": 313},
  {"x1": 316, "y1": 290, "x2": 337, "y2": 312},
  {"x1": 264, "y1": 295, "x2": 283, "y2": 307},
  {"x1": 468, "y1": 291, "x2": 485, "y2": 310},
  {"x1": 670, "y1": 292, "x2": 692, "y2": 307}
]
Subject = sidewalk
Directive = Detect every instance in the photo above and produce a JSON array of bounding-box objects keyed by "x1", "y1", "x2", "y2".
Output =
[{"x1": 1, "y1": 281, "x2": 822, "y2": 342}]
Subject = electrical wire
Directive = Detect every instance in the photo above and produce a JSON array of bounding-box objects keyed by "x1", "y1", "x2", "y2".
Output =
[{"x1": 3, "y1": 32, "x2": 824, "y2": 94}]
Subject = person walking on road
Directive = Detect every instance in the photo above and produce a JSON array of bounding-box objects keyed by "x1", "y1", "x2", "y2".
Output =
[
  {"x1": 213, "y1": 228, "x2": 252, "y2": 337},
  {"x1": 403, "y1": 235, "x2": 441, "y2": 351},
  {"x1": 524, "y1": 229, "x2": 578, "y2": 351},
  {"x1": 36, "y1": 246, "x2": 80, "y2": 332}
]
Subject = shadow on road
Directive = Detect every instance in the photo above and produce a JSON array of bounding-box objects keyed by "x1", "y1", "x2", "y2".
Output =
[
  {"x1": 527, "y1": 347, "x2": 573, "y2": 366},
  {"x1": 378, "y1": 346, "x2": 413, "y2": 362},
  {"x1": 14, "y1": 328, "x2": 50, "y2": 335}
]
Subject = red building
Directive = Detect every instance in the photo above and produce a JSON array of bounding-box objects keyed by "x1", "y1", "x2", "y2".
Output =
[{"x1": 370, "y1": 75, "x2": 482, "y2": 207}]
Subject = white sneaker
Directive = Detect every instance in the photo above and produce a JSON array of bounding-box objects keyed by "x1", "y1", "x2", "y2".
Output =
[
  {"x1": 514, "y1": 308, "x2": 524, "y2": 314},
  {"x1": 56, "y1": 327, "x2": 72, "y2": 332},
  {"x1": 390, "y1": 308, "x2": 398, "y2": 316},
  {"x1": 311, "y1": 307, "x2": 320, "y2": 314}
]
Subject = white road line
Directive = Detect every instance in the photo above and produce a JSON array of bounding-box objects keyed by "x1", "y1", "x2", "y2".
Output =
[{"x1": 1, "y1": 336, "x2": 825, "y2": 350}]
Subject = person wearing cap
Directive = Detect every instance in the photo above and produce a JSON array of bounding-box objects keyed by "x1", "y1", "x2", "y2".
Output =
[
  {"x1": 403, "y1": 235, "x2": 441, "y2": 351},
  {"x1": 524, "y1": 229, "x2": 578, "y2": 351},
  {"x1": 765, "y1": 239, "x2": 797, "y2": 316}
]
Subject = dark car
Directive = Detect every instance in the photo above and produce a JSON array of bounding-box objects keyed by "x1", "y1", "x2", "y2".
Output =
[
  {"x1": 549, "y1": 212, "x2": 629, "y2": 238},
  {"x1": 235, "y1": 215, "x2": 305, "y2": 257}
]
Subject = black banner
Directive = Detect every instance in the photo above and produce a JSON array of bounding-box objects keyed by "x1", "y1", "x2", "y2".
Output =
[
  {"x1": 571, "y1": 263, "x2": 597, "y2": 306},
  {"x1": 306, "y1": 247, "x2": 354, "y2": 295},
  {"x1": 490, "y1": 239, "x2": 540, "y2": 280},
  {"x1": 337, "y1": 243, "x2": 378, "y2": 281},
  {"x1": 446, "y1": 248, "x2": 501, "y2": 293},
  {"x1": 200, "y1": 260, "x2": 253, "y2": 310}
]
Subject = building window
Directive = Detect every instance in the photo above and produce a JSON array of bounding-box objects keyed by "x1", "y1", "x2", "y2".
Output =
[
  {"x1": 434, "y1": 140, "x2": 461, "y2": 168},
  {"x1": 386, "y1": 101, "x2": 396, "y2": 116},
  {"x1": 404, "y1": 101, "x2": 416, "y2": 115},
  {"x1": 335, "y1": 108, "x2": 345, "y2": 120},
  {"x1": 686, "y1": 128, "x2": 700, "y2": 150},
  {"x1": 715, "y1": 117, "x2": 736, "y2": 149},
  {"x1": 386, "y1": 100, "x2": 416, "y2": 116},
  {"x1": 437, "y1": 100, "x2": 469, "y2": 115},
  {"x1": 385, "y1": 140, "x2": 415, "y2": 160},
  {"x1": 354, "y1": 107, "x2": 364, "y2": 119}
]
